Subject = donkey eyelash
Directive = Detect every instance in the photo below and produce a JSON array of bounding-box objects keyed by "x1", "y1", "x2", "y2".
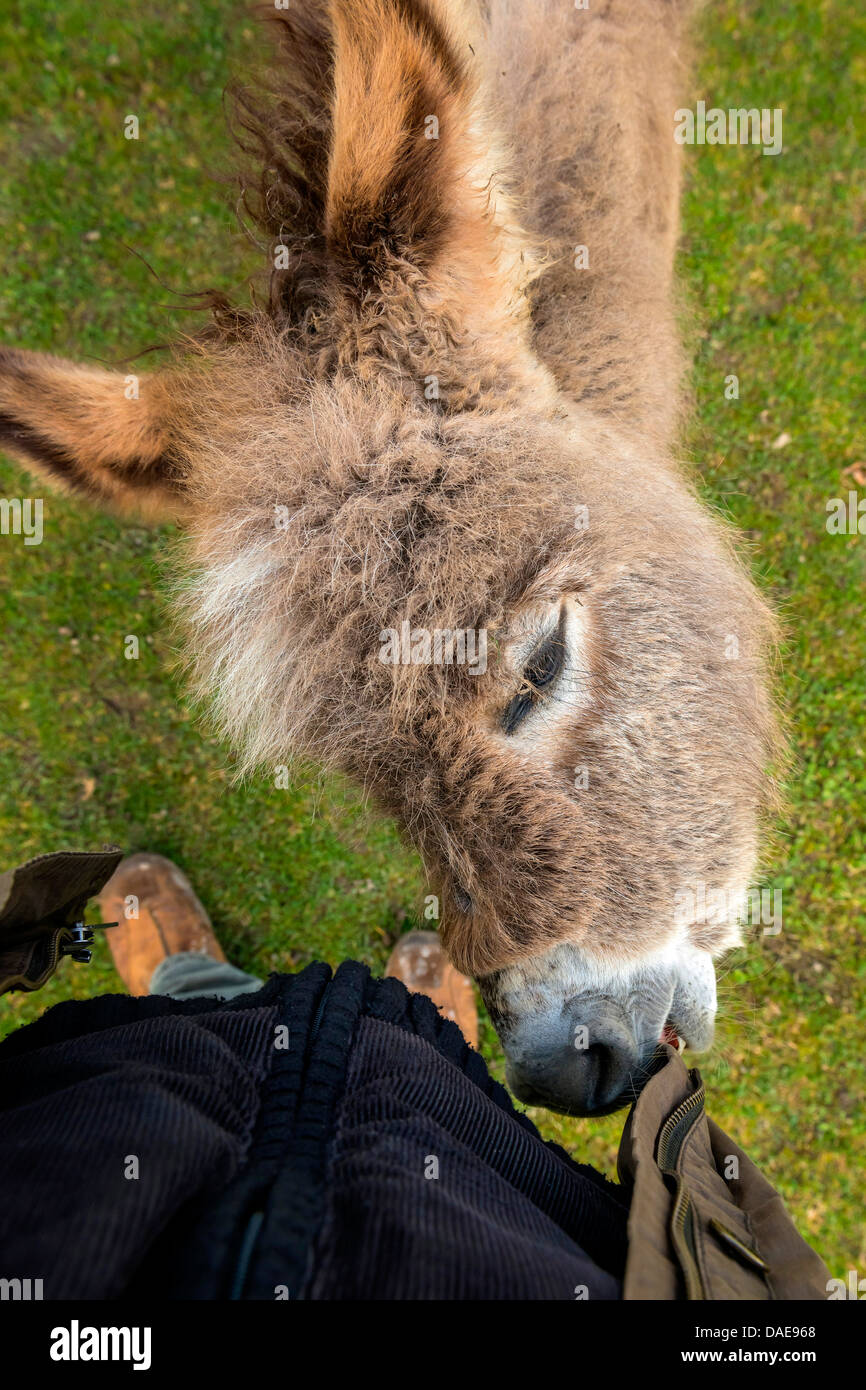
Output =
[{"x1": 501, "y1": 610, "x2": 567, "y2": 735}]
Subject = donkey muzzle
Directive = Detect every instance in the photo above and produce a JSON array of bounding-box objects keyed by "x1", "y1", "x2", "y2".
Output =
[
  {"x1": 502, "y1": 994, "x2": 656, "y2": 1117},
  {"x1": 478, "y1": 941, "x2": 717, "y2": 1117}
]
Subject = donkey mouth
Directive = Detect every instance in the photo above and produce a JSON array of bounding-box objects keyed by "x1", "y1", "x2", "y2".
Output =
[{"x1": 659, "y1": 1020, "x2": 687, "y2": 1053}]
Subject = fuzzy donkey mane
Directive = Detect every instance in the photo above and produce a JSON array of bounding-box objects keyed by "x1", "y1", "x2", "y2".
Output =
[
  {"x1": 217, "y1": 0, "x2": 549, "y2": 408},
  {"x1": 227, "y1": 2, "x2": 336, "y2": 329},
  {"x1": 222, "y1": 0, "x2": 692, "y2": 445}
]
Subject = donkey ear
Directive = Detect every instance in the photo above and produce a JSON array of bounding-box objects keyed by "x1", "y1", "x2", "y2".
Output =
[
  {"x1": 0, "y1": 348, "x2": 187, "y2": 522},
  {"x1": 324, "y1": 0, "x2": 517, "y2": 306}
]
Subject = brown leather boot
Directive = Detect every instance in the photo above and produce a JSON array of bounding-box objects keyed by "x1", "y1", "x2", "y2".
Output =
[
  {"x1": 96, "y1": 852, "x2": 226, "y2": 996},
  {"x1": 385, "y1": 930, "x2": 479, "y2": 1048}
]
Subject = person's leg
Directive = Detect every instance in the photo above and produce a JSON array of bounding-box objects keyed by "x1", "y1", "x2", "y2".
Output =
[
  {"x1": 148, "y1": 951, "x2": 263, "y2": 1002},
  {"x1": 98, "y1": 852, "x2": 477, "y2": 1039},
  {"x1": 97, "y1": 853, "x2": 264, "y2": 1001}
]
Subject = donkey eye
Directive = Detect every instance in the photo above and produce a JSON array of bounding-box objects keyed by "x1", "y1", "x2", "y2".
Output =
[
  {"x1": 525, "y1": 638, "x2": 563, "y2": 690},
  {"x1": 453, "y1": 884, "x2": 473, "y2": 914},
  {"x1": 501, "y1": 614, "x2": 567, "y2": 735}
]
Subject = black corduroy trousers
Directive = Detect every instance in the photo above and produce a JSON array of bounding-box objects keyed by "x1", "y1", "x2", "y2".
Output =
[{"x1": 0, "y1": 961, "x2": 629, "y2": 1299}]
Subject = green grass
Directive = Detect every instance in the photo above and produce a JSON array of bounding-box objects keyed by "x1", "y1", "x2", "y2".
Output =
[{"x1": 1, "y1": 0, "x2": 863, "y2": 1277}]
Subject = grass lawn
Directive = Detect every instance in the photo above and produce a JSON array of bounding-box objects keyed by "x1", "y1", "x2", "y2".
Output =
[{"x1": 0, "y1": 0, "x2": 863, "y2": 1277}]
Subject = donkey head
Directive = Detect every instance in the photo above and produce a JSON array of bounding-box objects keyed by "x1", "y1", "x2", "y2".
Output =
[{"x1": 0, "y1": 0, "x2": 778, "y2": 1114}]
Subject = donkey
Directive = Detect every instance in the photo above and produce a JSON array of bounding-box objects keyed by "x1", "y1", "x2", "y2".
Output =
[{"x1": 0, "y1": 0, "x2": 779, "y2": 1115}]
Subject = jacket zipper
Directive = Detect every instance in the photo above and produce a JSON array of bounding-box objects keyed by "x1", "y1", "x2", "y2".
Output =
[
  {"x1": 229, "y1": 977, "x2": 332, "y2": 1299},
  {"x1": 656, "y1": 1083, "x2": 705, "y2": 1171},
  {"x1": 656, "y1": 1083, "x2": 707, "y2": 1300},
  {"x1": 309, "y1": 982, "x2": 330, "y2": 1047}
]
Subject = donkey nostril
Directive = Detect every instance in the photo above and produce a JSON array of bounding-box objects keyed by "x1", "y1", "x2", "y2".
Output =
[{"x1": 453, "y1": 884, "x2": 472, "y2": 913}]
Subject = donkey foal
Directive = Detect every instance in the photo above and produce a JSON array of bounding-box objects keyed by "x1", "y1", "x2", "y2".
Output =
[{"x1": 0, "y1": 0, "x2": 779, "y2": 1115}]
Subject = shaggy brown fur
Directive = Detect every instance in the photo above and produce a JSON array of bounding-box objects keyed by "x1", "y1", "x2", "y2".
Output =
[{"x1": 0, "y1": 1, "x2": 779, "y2": 994}]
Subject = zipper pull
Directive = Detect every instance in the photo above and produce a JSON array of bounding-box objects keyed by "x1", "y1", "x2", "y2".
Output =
[
  {"x1": 708, "y1": 1218, "x2": 770, "y2": 1274},
  {"x1": 60, "y1": 920, "x2": 119, "y2": 964}
]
